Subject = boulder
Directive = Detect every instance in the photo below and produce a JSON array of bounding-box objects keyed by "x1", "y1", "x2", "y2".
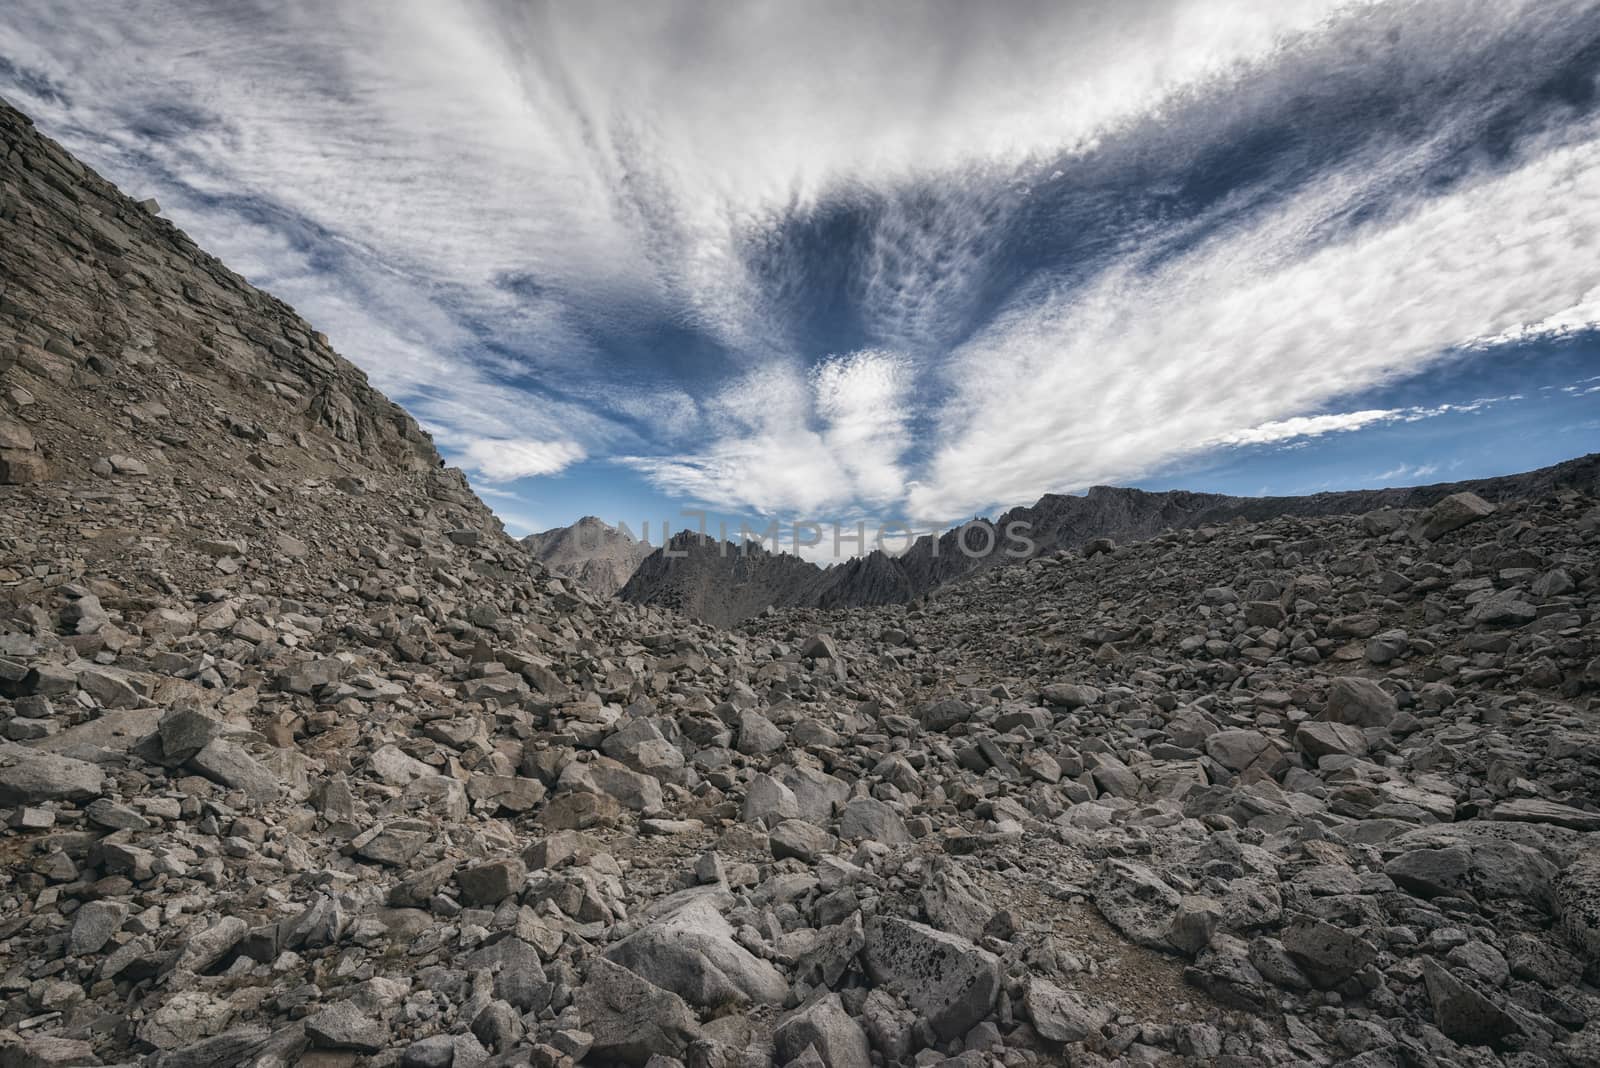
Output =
[
  {"x1": 836, "y1": 797, "x2": 910, "y2": 845},
  {"x1": 1023, "y1": 978, "x2": 1114, "y2": 1044},
  {"x1": 188, "y1": 739, "x2": 279, "y2": 805},
  {"x1": 861, "y1": 915, "x2": 1000, "y2": 1040},
  {"x1": 1090, "y1": 860, "x2": 1181, "y2": 950},
  {"x1": 1422, "y1": 958, "x2": 1518, "y2": 1047},
  {"x1": 773, "y1": 993, "x2": 870, "y2": 1068},
  {"x1": 458, "y1": 858, "x2": 527, "y2": 906},
  {"x1": 604, "y1": 892, "x2": 788, "y2": 1008},
  {"x1": 305, "y1": 1001, "x2": 385, "y2": 1053},
  {"x1": 576, "y1": 957, "x2": 700, "y2": 1065},
  {"x1": 1294, "y1": 720, "x2": 1368, "y2": 760},
  {"x1": 1323, "y1": 677, "x2": 1396, "y2": 728},
  {"x1": 1417, "y1": 492, "x2": 1496, "y2": 540},
  {"x1": 0, "y1": 742, "x2": 104, "y2": 805}
]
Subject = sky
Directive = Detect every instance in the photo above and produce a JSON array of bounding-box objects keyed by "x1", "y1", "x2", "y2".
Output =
[{"x1": 2, "y1": 0, "x2": 1598, "y2": 557}]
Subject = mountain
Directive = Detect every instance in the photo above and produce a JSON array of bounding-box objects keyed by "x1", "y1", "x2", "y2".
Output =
[
  {"x1": 619, "y1": 454, "x2": 1600, "y2": 624},
  {"x1": 522, "y1": 516, "x2": 654, "y2": 596},
  {"x1": 5, "y1": 94, "x2": 1600, "y2": 1068},
  {"x1": 618, "y1": 529, "x2": 838, "y2": 627}
]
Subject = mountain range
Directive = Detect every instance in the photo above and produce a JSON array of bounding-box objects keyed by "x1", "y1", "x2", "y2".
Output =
[{"x1": 522, "y1": 457, "x2": 1600, "y2": 626}]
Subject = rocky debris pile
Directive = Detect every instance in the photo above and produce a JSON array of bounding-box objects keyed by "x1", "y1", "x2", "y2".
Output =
[{"x1": 2, "y1": 97, "x2": 1600, "y2": 1068}]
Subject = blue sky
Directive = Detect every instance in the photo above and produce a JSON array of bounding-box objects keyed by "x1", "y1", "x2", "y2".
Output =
[{"x1": 2, "y1": 0, "x2": 1597, "y2": 556}]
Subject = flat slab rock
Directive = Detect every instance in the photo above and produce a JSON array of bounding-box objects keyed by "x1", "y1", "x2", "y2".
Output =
[{"x1": 0, "y1": 741, "x2": 104, "y2": 805}]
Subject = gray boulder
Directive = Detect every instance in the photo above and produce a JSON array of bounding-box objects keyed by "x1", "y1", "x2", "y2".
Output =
[
  {"x1": 0, "y1": 742, "x2": 104, "y2": 805},
  {"x1": 837, "y1": 798, "x2": 910, "y2": 845},
  {"x1": 305, "y1": 1001, "x2": 385, "y2": 1053},
  {"x1": 577, "y1": 957, "x2": 700, "y2": 1065},
  {"x1": 188, "y1": 739, "x2": 280, "y2": 805},
  {"x1": 604, "y1": 891, "x2": 788, "y2": 1008},
  {"x1": 773, "y1": 993, "x2": 870, "y2": 1068},
  {"x1": 1090, "y1": 860, "x2": 1181, "y2": 950},
  {"x1": 1023, "y1": 978, "x2": 1113, "y2": 1044},
  {"x1": 1323, "y1": 677, "x2": 1396, "y2": 728},
  {"x1": 861, "y1": 915, "x2": 1000, "y2": 1040},
  {"x1": 1417, "y1": 492, "x2": 1496, "y2": 540}
]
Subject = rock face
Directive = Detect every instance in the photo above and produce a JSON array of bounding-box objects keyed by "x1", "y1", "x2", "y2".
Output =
[
  {"x1": 522, "y1": 516, "x2": 655, "y2": 597},
  {"x1": 4, "y1": 95, "x2": 1600, "y2": 1068}
]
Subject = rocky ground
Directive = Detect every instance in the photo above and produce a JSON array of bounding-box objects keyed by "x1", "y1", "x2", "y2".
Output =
[{"x1": 3, "y1": 96, "x2": 1600, "y2": 1068}]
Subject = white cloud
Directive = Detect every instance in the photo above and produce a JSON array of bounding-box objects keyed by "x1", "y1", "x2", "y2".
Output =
[
  {"x1": 625, "y1": 349, "x2": 913, "y2": 515},
  {"x1": 1373, "y1": 462, "x2": 1440, "y2": 482},
  {"x1": 1210, "y1": 410, "x2": 1402, "y2": 447},
  {"x1": 907, "y1": 125, "x2": 1600, "y2": 518},
  {"x1": 456, "y1": 438, "x2": 586, "y2": 482}
]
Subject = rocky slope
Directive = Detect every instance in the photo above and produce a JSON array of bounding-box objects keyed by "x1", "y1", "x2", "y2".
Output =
[
  {"x1": 523, "y1": 519, "x2": 655, "y2": 599},
  {"x1": 620, "y1": 456, "x2": 1600, "y2": 625},
  {"x1": 2, "y1": 95, "x2": 1600, "y2": 1068}
]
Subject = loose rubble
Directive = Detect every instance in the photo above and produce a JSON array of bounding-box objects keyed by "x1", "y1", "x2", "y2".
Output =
[{"x1": 4, "y1": 96, "x2": 1600, "y2": 1068}]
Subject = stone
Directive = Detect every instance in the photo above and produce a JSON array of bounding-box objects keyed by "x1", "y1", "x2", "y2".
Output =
[
  {"x1": 1491, "y1": 798, "x2": 1600, "y2": 832},
  {"x1": 1385, "y1": 838, "x2": 1557, "y2": 906},
  {"x1": 861, "y1": 915, "x2": 1001, "y2": 1040},
  {"x1": 159, "y1": 705, "x2": 230, "y2": 760},
  {"x1": 138, "y1": 991, "x2": 235, "y2": 1049},
  {"x1": 773, "y1": 993, "x2": 870, "y2": 1068},
  {"x1": 541, "y1": 790, "x2": 622, "y2": 830},
  {"x1": 1294, "y1": 720, "x2": 1368, "y2": 759},
  {"x1": 1204, "y1": 728, "x2": 1272, "y2": 772},
  {"x1": 577, "y1": 957, "x2": 700, "y2": 1065},
  {"x1": 1040, "y1": 683, "x2": 1100, "y2": 708},
  {"x1": 771, "y1": 818, "x2": 834, "y2": 862},
  {"x1": 1023, "y1": 978, "x2": 1113, "y2": 1044},
  {"x1": 1165, "y1": 895, "x2": 1223, "y2": 957},
  {"x1": 920, "y1": 697, "x2": 972, "y2": 731},
  {"x1": 1417, "y1": 492, "x2": 1496, "y2": 540},
  {"x1": 472, "y1": 999, "x2": 524, "y2": 1051},
  {"x1": 306, "y1": 1001, "x2": 386, "y2": 1053},
  {"x1": 467, "y1": 935, "x2": 549, "y2": 1012},
  {"x1": 188, "y1": 739, "x2": 279, "y2": 804},
  {"x1": 604, "y1": 892, "x2": 788, "y2": 1008},
  {"x1": 68, "y1": 900, "x2": 128, "y2": 955},
  {"x1": 800, "y1": 633, "x2": 841, "y2": 660},
  {"x1": 837, "y1": 797, "x2": 910, "y2": 845},
  {"x1": 742, "y1": 773, "x2": 801, "y2": 825},
  {"x1": 173, "y1": 916, "x2": 247, "y2": 974},
  {"x1": 0, "y1": 742, "x2": 104, "y2": 805},
  {"x1": 1422, "y1": 958, "x2": 1517, "y2": 1046},
  {"x1": 1090, "y1": 860, "x2": 1181, "y2": 950},
  {"x1": 1323, "y1": 677, "x2": 1396, "y2": 728},
  {"x1": 922, "y1": 860, "x2": 992, "y2": 942},
  {"x1": 458, "y1": 858, "x2": 527, "y2": 906},
  {"x1": 1281, "y1": 917, "x2": 1377, "y2": 988},
  {"x1": 736, "y1": 710, "x2": 786, "y2": 755}
]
